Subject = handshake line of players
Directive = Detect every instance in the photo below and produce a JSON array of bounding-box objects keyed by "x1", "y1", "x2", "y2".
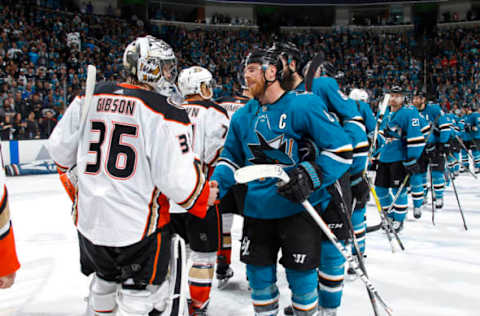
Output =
[{"x1": 35, "y1": 33, "x2": 480, "y2": 316}]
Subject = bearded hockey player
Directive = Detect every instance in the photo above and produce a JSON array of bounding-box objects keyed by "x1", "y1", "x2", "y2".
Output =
[
  {"x1": 271, "y1": 41, "x2": 367, "y2": 315},
  {"x1": 170, "y1": 66, "x2": 230, "y2": 316},
  {"x1": 375, "y1": 86, "x2": 425, "y2": 232},
  {"x1": 47, "y1": 36, "x2": 218, "y2": 316},
  {"x1": 412, "y1": 93, "x2": 451, "y2": 209},
  {"x1": 212, "y1": 48, "x2": 352, "y2": 316}
]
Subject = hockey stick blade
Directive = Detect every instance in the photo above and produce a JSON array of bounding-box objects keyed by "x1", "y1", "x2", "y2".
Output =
[
  {"x1": 234, "y1": 164, "x2": 289, "y2": 184},
  {"x1": 80, "y1": 65, "x2": 97, "y2": 126}
]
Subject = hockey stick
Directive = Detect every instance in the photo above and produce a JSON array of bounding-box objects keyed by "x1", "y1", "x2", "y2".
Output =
[
  {"x1": 304, "y1": 52, "x2": 325, "y2": 92},
  {"x1": 428, "y1": 164, "x2": 436, "y2": 226},
  {"x1": 444, "y1": 155, "x2": 468, "y2": 231},
  {"x1": 234, "y1": 165, "x2": 393, "y2": 316},
  {"x1": 448, "y1": 153, "x2": 477, "y2": 180},
  {"x1": 331, "y1": 181, "x2": 380, "y2": 316},
  {"x1": 80, "y1": 65, "x2": 97, "y2": 128},
  {"x1": 363, "y1": 174, "x2": 396, "y2": 253},
  {"x1": 367, "y1": 94, "x2": 390, "y2": 171},
  {"x1": 455, "y1": 134, "x2": 475, "y2": 162}
]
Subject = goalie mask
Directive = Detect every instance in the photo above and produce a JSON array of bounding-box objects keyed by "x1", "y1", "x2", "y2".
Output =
[
  {"x1": 349, "y1": 88, "x2": 369, "y2": 103},
  {"x1": 123, "y1": 35, "x2": 177, "y2": 87},
  {"x1": 178, "y1": 66, "x2": 215, "y2": 100}
]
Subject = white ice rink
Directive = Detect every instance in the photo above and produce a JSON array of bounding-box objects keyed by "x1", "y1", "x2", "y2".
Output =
[{"x1": 1, "y1": 172, "x2": 480, "y2": 316}]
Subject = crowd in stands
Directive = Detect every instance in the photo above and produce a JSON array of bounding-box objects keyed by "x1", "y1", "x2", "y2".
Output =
[{"x1": 1, "y1": 0, "x2": 480, "y2": 141}]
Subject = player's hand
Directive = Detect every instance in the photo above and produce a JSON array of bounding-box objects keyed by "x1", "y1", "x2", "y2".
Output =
[
  {"x1": 208, "y1": 181, "x2": 219, "y2": 206},
  {"x1": 0, "y1": 272, "x2": 16, "y2": 289},
  {"x1": 277, "y1": 162, "x2": 322, "y2": 204}
]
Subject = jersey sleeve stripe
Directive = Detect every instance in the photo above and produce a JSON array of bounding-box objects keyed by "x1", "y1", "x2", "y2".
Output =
[
  {"x1": 320, "y1": 150, "x2": 353, "y2": 165},
  {"x1": 421, "y1": 126, "x2": 431, "y2": 133},
  {"x1": 216, "y1": 160, "x2": 237, "y2": 174},
  {"x1": 0, "y1": 186, "x2": 9, "y2": 229},
  {"x1": 345, "y1": 120, "x2": 366, "y2": 132},
  {"x1": 178, "y1": 159, "x2": 207, "y2": 210},
  {"x1": 217, "y1": 157, "x2": 240, "y2": 170}
]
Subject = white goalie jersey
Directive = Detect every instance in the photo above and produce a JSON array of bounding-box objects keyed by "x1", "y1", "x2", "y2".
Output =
[
  {"x1": 170, "y1": 98, "x2": 229, "y2": 214},
  {"x1": 48, "y1": 82, "x2": 210, "y2": 247}
]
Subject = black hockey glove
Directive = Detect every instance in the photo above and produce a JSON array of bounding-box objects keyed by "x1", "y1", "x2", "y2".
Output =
[
  {"x1": 351, "y1": 173, "x2": 369, "y2": 210},
  {"x1": 403, "y1": 158, "x2": 421, "y2": 175},
  {"x1": 437, "y1": 142, "x2": 451, "y2": 155},
  {"x1": 424, "y1": 143, "x2": 436, "y2": 161},
  {"x1": 465, "y1": 124, "x2": 472, "y2": 133},
  {"x1": 277, "y1": 161, "x2": 322, "y2": 204}
]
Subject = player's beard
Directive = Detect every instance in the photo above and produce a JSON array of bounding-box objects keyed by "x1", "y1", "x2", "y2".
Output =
[{"x1": 248, "y1": 77, "x2": 266, "y2": 99}]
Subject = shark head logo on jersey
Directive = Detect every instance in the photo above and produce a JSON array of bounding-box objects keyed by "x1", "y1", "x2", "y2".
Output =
[{"x1": 248, "y1": 131, "x2": 295, "y2": 166}]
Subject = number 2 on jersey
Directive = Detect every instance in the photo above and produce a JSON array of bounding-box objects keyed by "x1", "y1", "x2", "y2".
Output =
[{"x1": 86, "y1": 121, "x2": 138, "y2": 179}]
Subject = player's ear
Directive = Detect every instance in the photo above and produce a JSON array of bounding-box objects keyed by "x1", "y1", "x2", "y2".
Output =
[{"x1": 265, "y1": 65, "x2": 276, "y2": 82}]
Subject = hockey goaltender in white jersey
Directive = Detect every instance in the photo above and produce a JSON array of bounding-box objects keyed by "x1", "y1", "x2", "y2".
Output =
[{"x1": 47, "y1": 81, "x2": 212, "y2": 247}]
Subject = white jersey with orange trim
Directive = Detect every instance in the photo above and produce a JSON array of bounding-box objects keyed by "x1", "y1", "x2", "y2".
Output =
[
  {"x1": 48, "y1": 82, "x2": 210, "y2": 247},
  {"x1": 0, "y1": 159, "x2": 20, "y2": 278},
  {"x1": 170, "y1": 98, "x2": 229, "y2": 214},
  {"x1": 215, "y1": 93, "x2": 250, "y2": 119}
]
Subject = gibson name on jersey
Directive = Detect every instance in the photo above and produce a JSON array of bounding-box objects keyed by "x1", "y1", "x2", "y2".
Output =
[{"x1": 97, "y1": 96, "x2": 136, "y2": 116}]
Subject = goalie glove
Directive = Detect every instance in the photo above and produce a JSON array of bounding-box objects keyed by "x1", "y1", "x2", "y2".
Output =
[
  {"x1": 277, "y1": 161, "x2": 322, "y2": 204},
  {"x1": 59, "y1": 165, "x2": 78, "y2": 202}
]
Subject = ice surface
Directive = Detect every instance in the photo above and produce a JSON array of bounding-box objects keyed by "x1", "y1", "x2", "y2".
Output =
[{"x1": 1, "y1": 173, "x2": 479, "y2": 316}]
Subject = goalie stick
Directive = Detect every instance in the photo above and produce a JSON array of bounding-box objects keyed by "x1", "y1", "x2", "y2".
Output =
[
  {"x1": 80, "y1": 65, "x2": 97, "y2": 128},
  {"x1": 234, "y1": 164, "x2": 393, "y2": 316}
]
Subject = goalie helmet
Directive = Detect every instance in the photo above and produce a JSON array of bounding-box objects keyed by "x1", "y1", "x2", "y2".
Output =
[
  {"x1": 123, "y1": 35, "x2": 177, "y2": 87},
  {"x1": 349, "y1": 88, "x2": 369, "y2": 103},
  {"x1": 178, "y1": 66, "x2": 215, "y2": 99},
  {"x1": 237, "y1": 57, "x2": 248, "y2": 90}
]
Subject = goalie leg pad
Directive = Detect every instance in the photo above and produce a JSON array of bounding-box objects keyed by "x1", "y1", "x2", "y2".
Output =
[
  {"x1": 162, "y1": 234, "x2": 188, "y2": 316},
  {"x1": 116, "y1": 282, "x2": 168, "y2": 316},
  {"x1": 87, "y1": 274, "x2": 117, "y2": 315}
]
